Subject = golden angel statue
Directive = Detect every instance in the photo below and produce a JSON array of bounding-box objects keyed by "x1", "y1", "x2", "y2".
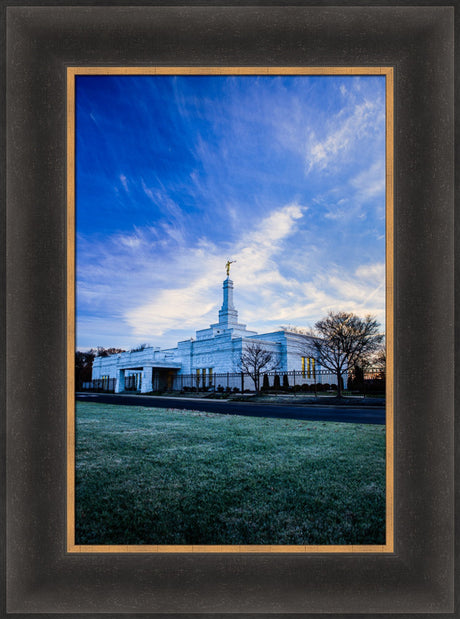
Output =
[{"x1": 225, "y1": 259, "x2": 236, "y2": 276}]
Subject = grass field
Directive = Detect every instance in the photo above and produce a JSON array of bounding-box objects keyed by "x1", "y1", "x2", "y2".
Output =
[{"x1": 75, "y1": 402, "x2": 386, "y2": 546}]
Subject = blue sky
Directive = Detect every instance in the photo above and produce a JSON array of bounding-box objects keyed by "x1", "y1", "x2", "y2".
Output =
[{"x1": 76, "y1": 74, "x2": 386, "y2": 350}]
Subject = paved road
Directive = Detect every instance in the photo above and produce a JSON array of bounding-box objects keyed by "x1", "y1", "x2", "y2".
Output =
[{"x1": 76, "y1": 393, "x2": 385, "y2": 425}]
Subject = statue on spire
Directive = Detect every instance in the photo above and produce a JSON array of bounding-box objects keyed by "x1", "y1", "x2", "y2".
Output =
[{"x1": 225, "y1": 259, "x2": 236, "y2": 276}]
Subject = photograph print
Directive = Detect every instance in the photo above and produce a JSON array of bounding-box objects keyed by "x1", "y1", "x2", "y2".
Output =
[{"x1": 72, "y1": 69, "x2": 391, "y2": 550}]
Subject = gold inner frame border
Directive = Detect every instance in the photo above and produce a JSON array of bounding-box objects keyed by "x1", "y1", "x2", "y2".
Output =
[{"x1": 66, "y1": 66, "x2": 394, "y2": 554}]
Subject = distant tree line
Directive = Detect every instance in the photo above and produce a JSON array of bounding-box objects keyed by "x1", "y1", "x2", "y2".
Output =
[
  {"x1": 75, "y1": 344, "x2": 154, "y2": 387},
  {"x1": 75, "y1": 346, "x2": 126, "y2": 387}
]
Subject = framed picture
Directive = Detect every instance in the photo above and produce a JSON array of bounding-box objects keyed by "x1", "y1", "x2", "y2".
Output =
[
  {"x1": 68, "y1": 66, "x2": 393, "y2": 554},
  {"x1": 4, "y1": 4, "x2": 455, "y2": 614}
]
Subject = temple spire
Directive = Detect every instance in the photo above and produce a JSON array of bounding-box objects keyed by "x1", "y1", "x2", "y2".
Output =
[
  {"x1": 218, "y1": 274, "x2": 239, "y2": 327},
  {"x1": 204, "y1": 266, "x2": 257, "y2": 338}
]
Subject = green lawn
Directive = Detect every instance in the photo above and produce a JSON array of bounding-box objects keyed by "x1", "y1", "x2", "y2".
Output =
[{"x1": 75, "y1": 402, "x2": 386, "y2": 546}]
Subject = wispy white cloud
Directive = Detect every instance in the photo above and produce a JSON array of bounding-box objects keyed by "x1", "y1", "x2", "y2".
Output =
[
  {"x1": 241, "y1": 261, "x2": 385, "y2": 332},
  {"x1": 355, "y1": 262, "x2": 385, "y2": 281},
  {"x1": 77, "y1": 203, "x2": 385, "y2": 349},
  {"x1": 119, "y1": 174, "x2": 129, "y2": 191},
  {"x1": 350, "y1": 160, "x2": 386, "y2": 210},
  {"x1": 123, "y1": 203, "x2": 306, "y2": 339},
  {"x1": 305, "y1": 98, "x2": 384, "y2": 174},
  {"x1": 318, "y1": 157, "x2": 385, "y2": 224}
]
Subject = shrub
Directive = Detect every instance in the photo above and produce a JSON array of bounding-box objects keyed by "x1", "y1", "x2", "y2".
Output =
[
  {"x1": 349, "y1": 365, "x2": 364, "y2": 391},
  {"x1": 262, "y1": 374, "x2": 270, "y2": 391},
  {"x1": 282, "y1": 374, "x2": 289, "y2": 390},
  {"x1": 273, "y1": 374, "x2": 281, "y2": 390},
  {"x1": 364, "y1": 378, "x2": 386, "y2": 394}
]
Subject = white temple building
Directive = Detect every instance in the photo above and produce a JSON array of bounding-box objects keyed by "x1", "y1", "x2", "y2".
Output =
[{"x1": 91, "y1": 271, "x2": 321, "y2": 393}]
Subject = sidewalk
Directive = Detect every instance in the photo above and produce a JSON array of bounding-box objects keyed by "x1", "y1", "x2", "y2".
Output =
[{"x1": 76, "y1": 392, "x2": 385, "y2": 407}]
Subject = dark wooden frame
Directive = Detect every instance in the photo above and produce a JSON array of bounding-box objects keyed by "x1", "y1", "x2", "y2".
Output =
[{"x1": 4, "y1": 4, "x2": 455, "y2": 614}]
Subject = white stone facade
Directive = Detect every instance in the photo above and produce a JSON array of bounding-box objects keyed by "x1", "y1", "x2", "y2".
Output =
[{"x1": 92, "y1": 276, "x2": 321, "y2": 392}]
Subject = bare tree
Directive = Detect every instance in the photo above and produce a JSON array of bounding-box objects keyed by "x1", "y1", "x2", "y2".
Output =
[
  {"x1": 129, "y1": 343, "x2": 150, "y2": 353},
  {"x1": 370, "y1": 343, "x2": 386, "y2": 370},
  {"x1": 240, "y1": 342, "x2": 279, "y2": 393},
  {"x1": 309, "y1": 311, "x2": 384, "y2": 398},
  {"x1": 279, "y1": 325, "x2": 311, "y2": 335},
  {"x1": 75, "y1": 349, "x2": 96, "y2": 388},
  {"x1": 365, "y1": 341, "x2": 386, "y2": 379},
  {"x1": 95, "y1": 346, "x2": 126, "y2": 357}
]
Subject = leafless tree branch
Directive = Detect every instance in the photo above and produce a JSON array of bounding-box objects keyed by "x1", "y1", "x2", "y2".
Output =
[
  {"x1": 308, "y1": 311, "x2": 384, "y2": 397},
  {"x1": 240, "y1": 342, "x2": 279, "y2": 393}
]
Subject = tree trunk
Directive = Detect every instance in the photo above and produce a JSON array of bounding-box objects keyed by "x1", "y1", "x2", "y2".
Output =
[{"x1": 336, "y1": 369, "x2": 342, "y2": 398}]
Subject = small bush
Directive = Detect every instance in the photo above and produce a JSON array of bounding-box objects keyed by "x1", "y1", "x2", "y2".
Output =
[
  {"x1": 282, "y1": 374, "x2": 289, "y2": 390},
  {"x1": 262, "y1": 374, "x2": 270, "y2": 391}
]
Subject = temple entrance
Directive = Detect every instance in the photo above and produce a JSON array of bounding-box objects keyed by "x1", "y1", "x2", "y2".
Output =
[
  {"x1": 124, "y1": 370, "x2": 142, "y2": 391},
  {"x1": 152, "y1": 368, "x2": 177, "y2": 392}
]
